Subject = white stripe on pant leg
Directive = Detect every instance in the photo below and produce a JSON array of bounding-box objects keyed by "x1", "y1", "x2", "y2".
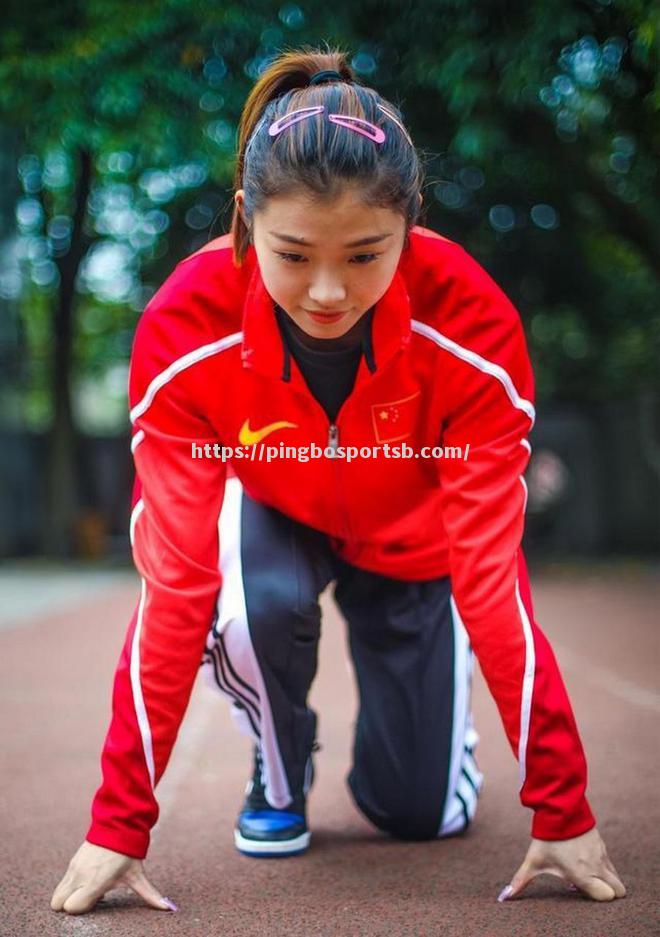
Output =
[
  {"x1": 438, "y1": 597, "x2": 484, "y2": 837},
  {"x1": 462, "y1": 748, "x2": 483, "y2": 793},
  {"x1": 203, "y1": 640, "x2": 262, "y2": 737},
  {"x1": 456, "y1": 771, "x2": 478, "y2": 815},
  {"x1": 464, "y1": 708, "x2": 480, "y2": 752},
  {"x1": 230, "y1": 701, "x2": 259, "y2": 741},
  {"x1": 200, "y1": 476, "x2": 292, "y2": 809},
  {"x1": 437, "y1": 595, "x2": 469, "y2": 836}
]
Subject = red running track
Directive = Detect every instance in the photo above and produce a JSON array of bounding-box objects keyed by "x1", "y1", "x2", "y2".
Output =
[{"x1": 0, "y1": 561, "x2": 658, "y2": 936}]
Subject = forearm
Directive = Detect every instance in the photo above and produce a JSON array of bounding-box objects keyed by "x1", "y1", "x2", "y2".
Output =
[
  {"x1": 87, "y1": 561, "x2": 222, "y2": 858},
  {"x1": 451, "y1": 546, "x2": 596, "y2": 840}
]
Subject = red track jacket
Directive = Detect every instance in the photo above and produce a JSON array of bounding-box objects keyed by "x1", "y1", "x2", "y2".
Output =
[{"x1": 86, "y1": 226, "x2": 596, "y2": 858}]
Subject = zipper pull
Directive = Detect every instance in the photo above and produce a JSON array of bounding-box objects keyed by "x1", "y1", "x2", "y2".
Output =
[{"x1": 327, "y1": 423, "x2": 339, "y2": 457}]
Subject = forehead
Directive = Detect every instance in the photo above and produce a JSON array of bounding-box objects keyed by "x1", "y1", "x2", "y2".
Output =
[{"x1": 256, "y1": 187, "x2": 403, "y2": 241}]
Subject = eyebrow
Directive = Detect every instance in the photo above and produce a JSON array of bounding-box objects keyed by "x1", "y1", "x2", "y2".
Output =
[{"x1": 269, "y1": 231, "x2": 393, "y2": 248}]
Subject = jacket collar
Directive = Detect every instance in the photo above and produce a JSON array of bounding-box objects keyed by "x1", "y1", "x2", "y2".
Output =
[{"x1": 241, "y1": 248, "x2": 412, "y2": 388}]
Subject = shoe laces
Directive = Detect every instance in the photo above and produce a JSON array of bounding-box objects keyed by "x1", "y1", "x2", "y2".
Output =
[{"x1": 249, "y1": 741, "x2": 321, "y2": 805}]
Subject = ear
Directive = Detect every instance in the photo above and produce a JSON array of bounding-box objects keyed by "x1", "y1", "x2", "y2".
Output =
[{"x1": 234, "y1": 189, "x2": 246, "y2": 224}]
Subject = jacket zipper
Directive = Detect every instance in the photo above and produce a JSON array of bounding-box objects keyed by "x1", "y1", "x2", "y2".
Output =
[
  {"x1": 323, "y1": 346, "x2": 403, "y2": 542},
  {"x1": 274, "y1": 345, "x2": 407, "y2": 542},
  {"x1": 327, "y1": 423, "x2": 340, "y2": 455},
  {"x1": 325, "y1": 421, "x2": 354, "y2": 542}
]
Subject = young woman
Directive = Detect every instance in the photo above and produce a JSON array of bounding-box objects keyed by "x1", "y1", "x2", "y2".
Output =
[{"x1": 51, "y1": 47, "x2": 626, "y2": 916}]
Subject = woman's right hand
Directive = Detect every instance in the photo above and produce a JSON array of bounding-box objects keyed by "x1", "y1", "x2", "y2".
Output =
[{"x1": 50, "y1": 840, "x2": 177, "y2": 915}]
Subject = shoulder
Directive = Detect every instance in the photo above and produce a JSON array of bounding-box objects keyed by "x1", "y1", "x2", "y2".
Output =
[
  {"x1": 129, "y1": 234, "x2": 251, "y2": 411},
  {"x1": 404, "y1": 226, "x2": 534, "y2": 414},
  {"x1": 404, "y1": 225, "x2": 523, "y2": 340},
  {"x1": 405, "y1": 225, "x2": 529, "y2": 356},
  {"x1": 136, "y1": 233, "x2": 250, "y2": 349}
]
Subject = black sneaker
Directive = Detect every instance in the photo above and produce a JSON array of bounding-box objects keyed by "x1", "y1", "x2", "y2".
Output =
[{"x1": 234, "y1": 743, "x2": 319, "y2": 858}]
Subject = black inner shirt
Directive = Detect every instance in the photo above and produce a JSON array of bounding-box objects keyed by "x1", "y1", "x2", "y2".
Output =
[{"x1": 274, "y1": 304, "x2": 375, "y2": 424}]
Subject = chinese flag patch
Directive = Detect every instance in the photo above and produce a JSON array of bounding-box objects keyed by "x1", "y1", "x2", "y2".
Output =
[{"x1": 370, "y1": 391, "x2": 421, "y2": 444}]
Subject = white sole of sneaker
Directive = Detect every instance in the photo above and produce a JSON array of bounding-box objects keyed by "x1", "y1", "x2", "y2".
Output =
[{"x1": 234, "y1": 829, "x2": 311, "y2": 857}]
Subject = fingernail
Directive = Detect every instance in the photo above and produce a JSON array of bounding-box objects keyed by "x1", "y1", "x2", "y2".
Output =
[
  {"x1": 497, "y1": 884, "x2": 514, "y2": 903},
  {"x1": 162, "y1": 897, "x2": 178, "y2": 912},
  {"x1": 568, "y1": 883, "x2": 579, "y2": 892}
]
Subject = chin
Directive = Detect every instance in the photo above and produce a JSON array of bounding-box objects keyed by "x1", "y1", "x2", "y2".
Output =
[{"x1": 312, "y1": 326, "x2": 345, "y2": 338}]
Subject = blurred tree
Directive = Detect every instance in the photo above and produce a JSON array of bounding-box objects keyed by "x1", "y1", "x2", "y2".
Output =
[
  {"x1": 0, "y1": 0, "x2": 658, "y2": 554},
  {"x1": 352, "y1": 0, "x2": 660, "y2": 401},
  {"x1": 0, "y1": 125, "x2": 23, "y2": 408},
  {"x1": 0, "y1": 0, "x2": 264, "y2": 553}
]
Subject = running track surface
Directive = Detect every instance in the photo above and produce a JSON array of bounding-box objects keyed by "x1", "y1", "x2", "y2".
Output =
[{"x1": 0, "y1": 560, "x2": 658, "y2": 937}]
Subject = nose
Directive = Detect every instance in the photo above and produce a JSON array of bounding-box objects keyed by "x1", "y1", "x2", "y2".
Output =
[{"x1": 307, "y1": 273, "x2": 347, "y2": 308}]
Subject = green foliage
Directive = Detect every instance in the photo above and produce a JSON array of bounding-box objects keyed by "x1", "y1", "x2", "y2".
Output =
[{"x1": 1, "y1": 0, "x2": 658, "y2": 433}]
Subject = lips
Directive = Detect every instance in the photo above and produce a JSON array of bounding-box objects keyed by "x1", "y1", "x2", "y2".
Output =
[{"x1": 305, "y1": 309, "x2": 350, "y2": 323}]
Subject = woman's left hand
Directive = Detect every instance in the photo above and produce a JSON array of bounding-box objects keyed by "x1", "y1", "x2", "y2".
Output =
[{"x1": 497, "y1": 826, "x2": 627, "y2": 902}]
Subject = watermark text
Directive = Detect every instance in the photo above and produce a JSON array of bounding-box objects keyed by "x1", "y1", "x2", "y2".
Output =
[{"x1": 191, "y1": 441, "x2": 470, "y2": 463}]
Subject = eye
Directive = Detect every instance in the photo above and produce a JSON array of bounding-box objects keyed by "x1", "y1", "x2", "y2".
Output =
[
  {"x1": 350, "y1": 253, "x2": 380, "y2": 264},
  {"x1": 275, "y1": 252, "x2": 381, "y2": 264},
  {"x1": 276, "y1": 252, "x2": 307, "y2": 263}
]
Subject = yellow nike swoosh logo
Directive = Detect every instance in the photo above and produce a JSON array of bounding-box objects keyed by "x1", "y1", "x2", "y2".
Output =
[{"x1": 238, "y1": 418, "x2": 298, "y2": 445}]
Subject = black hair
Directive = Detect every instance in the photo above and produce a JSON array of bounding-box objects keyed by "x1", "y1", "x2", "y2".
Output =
[{"x1": 231, "y1": 45, "x2": 423, "y2": 266}]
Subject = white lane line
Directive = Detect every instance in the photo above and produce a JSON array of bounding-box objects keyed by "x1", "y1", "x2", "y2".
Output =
[
  {"x1": 56, "y1": 913, "x2": 101, "y2": 935},
  {"x1": 554, "y1": 642, "x2": 660, "y2": 713},
  {"x1": 52, "y1": 678, "x2": 219, "y2": 931},
  {"x1": 149, "y1": 675, "x2": 223, "y2": 841}
]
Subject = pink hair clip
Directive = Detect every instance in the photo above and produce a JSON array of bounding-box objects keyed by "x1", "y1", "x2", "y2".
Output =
[
  {"x1": 262, "y1": 103, "x2": 412, "y2": 148},
  {"x1": 328, "y1": 113, "x2": 386, "y2": 143},
  {"x1": 268, "y1": 106, "x2": 386, "y2": 144},
  {"x1": 376, "y1": 104, "x2": 413, "y2": 146},
  {"x1": 268, "y1": 105, "x2": 324, "y2": 136}
]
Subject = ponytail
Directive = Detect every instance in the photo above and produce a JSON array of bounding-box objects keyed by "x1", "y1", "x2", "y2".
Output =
[{"x1": 230, "y1": 45, "x2": 422, "y2": 267}]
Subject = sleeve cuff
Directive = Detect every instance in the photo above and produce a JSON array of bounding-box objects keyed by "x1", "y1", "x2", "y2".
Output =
[
  {"x1": 531, "y1": 799, "x2": 597, "y2": 841},
  {"x1": 86, "y1": 821, "x2": 150, "y2": 860}
]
